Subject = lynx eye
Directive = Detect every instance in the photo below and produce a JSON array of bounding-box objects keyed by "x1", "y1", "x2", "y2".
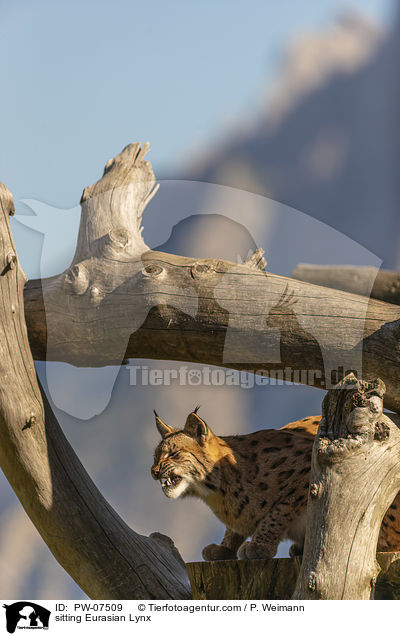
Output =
[{"x1": 168, "y1": 451, "x2": 179, "y2": 459}]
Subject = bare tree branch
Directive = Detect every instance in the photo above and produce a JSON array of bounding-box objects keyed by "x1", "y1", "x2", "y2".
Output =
[
  {"x1": 0, "y1": 182, "x2": 191, "y2": 600},
  {"x1": 292, "y1": 263, "x2": 400, "y2": 305},
  {"x1": 293, "y1": 374, "x2": 400, "y2": 600}
]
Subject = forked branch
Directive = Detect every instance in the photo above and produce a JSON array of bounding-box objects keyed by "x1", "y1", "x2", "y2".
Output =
[{"x1": 22, "y1": 144, "x2": 400, "y2": 412}]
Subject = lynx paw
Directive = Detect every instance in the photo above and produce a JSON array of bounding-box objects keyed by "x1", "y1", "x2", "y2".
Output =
[
  {"x1": 202, "y1": 544, "x2": 237, "y2": 561},
  {"x1": 237, "y1": 541, "x2": 273, "y2": 560}
]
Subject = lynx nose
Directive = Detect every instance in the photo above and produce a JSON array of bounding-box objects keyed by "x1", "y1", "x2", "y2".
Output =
[{"x1": 151, "y1": 464, "x2": 161, "y2": 479}]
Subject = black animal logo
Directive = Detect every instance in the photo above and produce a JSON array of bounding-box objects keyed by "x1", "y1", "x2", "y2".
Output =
[{"x1": 3, "y1": 602, "x2": 50, "y2": 633}]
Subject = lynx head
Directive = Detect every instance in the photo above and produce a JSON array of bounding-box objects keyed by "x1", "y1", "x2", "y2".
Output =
[{"x1": 151, "y1": 408, "x2": 219, "y2": 499}]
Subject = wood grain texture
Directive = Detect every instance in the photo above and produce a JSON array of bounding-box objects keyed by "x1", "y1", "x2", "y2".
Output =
[
  {"x1": 187, "y1": 558, "x2": 301, "y2": 600},
  {"x1": 187, "y1": 553, "x2": 400, "y2": 600},
  {"x1": 293, "y1": 374, "x2": 400, "y2": 600},
  {"x1": 292, "y1": 264, "x2": 400, "y2": 306},
  {"x1": 0, "y1": 182, "x2": 191, "y2": 600}
]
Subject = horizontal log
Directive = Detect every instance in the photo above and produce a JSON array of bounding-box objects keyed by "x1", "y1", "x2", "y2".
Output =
[
  {"x1": 24, "y1": 256, "x2": 400, "y2": 412},
  {"x1": 187, "y1": 553, "x2": 400, "y2": 600},
  {"x1": 292, "y1": 264, "x2": 400, "y2": 305}
]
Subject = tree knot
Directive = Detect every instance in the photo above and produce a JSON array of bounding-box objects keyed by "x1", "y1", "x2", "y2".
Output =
[
  {"x1": 64, "y1": 264, "x2": 90, "y2": 295},
  {"x1": 22, "y1": 414, "x2": 36, "y2": 431},
  {"x1": 6, "y1": 253, "x2": 17, "y2": 271},
  {"x1": 90, "y1": 285, "x2": 104, "y2": 306},
  {"x1": 142, "y1": 264, "x2": 165, "y2": 278},
  {"x1": 97, "y1": 227, "x2": 132, "y2": 258},
  {"x1": 191, "y1": 262, "x2": 214, "y2": 278}
]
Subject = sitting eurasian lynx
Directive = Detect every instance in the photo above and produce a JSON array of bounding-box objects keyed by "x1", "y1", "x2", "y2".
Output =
[{"x1": 151, "y1": 409, "x2": 400, "y2": 560}]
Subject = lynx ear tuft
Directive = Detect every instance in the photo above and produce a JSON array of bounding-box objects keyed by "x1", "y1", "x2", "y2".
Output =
[
  {"x1": 154, "y1": 410, "x2": 177, "y2": 439},
  {"x1": 184, "y1": 411, "x2": 211, "y2": 443}
]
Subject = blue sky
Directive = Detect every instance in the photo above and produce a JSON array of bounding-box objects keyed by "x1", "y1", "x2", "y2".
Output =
[{"x1": 0, "y1": 0, "x2": 394, "y2": 275}]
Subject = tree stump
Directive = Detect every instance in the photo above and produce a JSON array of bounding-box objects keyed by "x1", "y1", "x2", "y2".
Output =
[
  {"x1": 293, "y1": 374, "x2": 400, "y2": 599},
  {"x1": 187, "y1": 553, "x2": 400, "y2": 600}
]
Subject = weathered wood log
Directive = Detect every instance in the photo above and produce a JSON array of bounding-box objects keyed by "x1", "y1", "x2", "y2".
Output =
[
  {"x1": 187, "y1": 558, "x2": 301, "y2": 600},
  {"x1": 293, "y1": 374, "x2": 400, "y2": 600},
  {"x1": 0, "y1": 182, "x2": 191, "y2": 600},
  {"x1": 292, "y1": 264, "x2": 400, "y2": 305},
  {"x1": 187, "y1": 553, "x2": 400, "y2": 600},
  {"x1": 21, "y1": 143, "x2": 400, "y2": 412}
]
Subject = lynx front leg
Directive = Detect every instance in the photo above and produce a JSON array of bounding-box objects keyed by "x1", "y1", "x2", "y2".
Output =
[
  {"x1": 238, "y1": 505, "x2": 294, "y2": 560},
  {"x1": 202, "y1": 528, "x2": 246, "y2": 561}
]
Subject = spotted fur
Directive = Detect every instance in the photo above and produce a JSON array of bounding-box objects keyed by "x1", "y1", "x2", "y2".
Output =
[{"x1": 151, "y1": 410, "x2": 400, "y2": 560}]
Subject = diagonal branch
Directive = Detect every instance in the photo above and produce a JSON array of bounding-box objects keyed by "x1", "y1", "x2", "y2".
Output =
[{"x1": 0, "y1": 182, "x2": 190, "y2": 600}]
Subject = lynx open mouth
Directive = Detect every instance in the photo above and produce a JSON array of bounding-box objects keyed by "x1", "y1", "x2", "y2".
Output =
[{"x1": 160, "y1": 474, "x2": 182, "y2": 489}]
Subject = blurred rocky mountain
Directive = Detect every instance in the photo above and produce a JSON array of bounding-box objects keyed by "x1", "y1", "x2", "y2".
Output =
[{"x1": 182, "y1": 12, "x2": 399, "y2": 269}]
